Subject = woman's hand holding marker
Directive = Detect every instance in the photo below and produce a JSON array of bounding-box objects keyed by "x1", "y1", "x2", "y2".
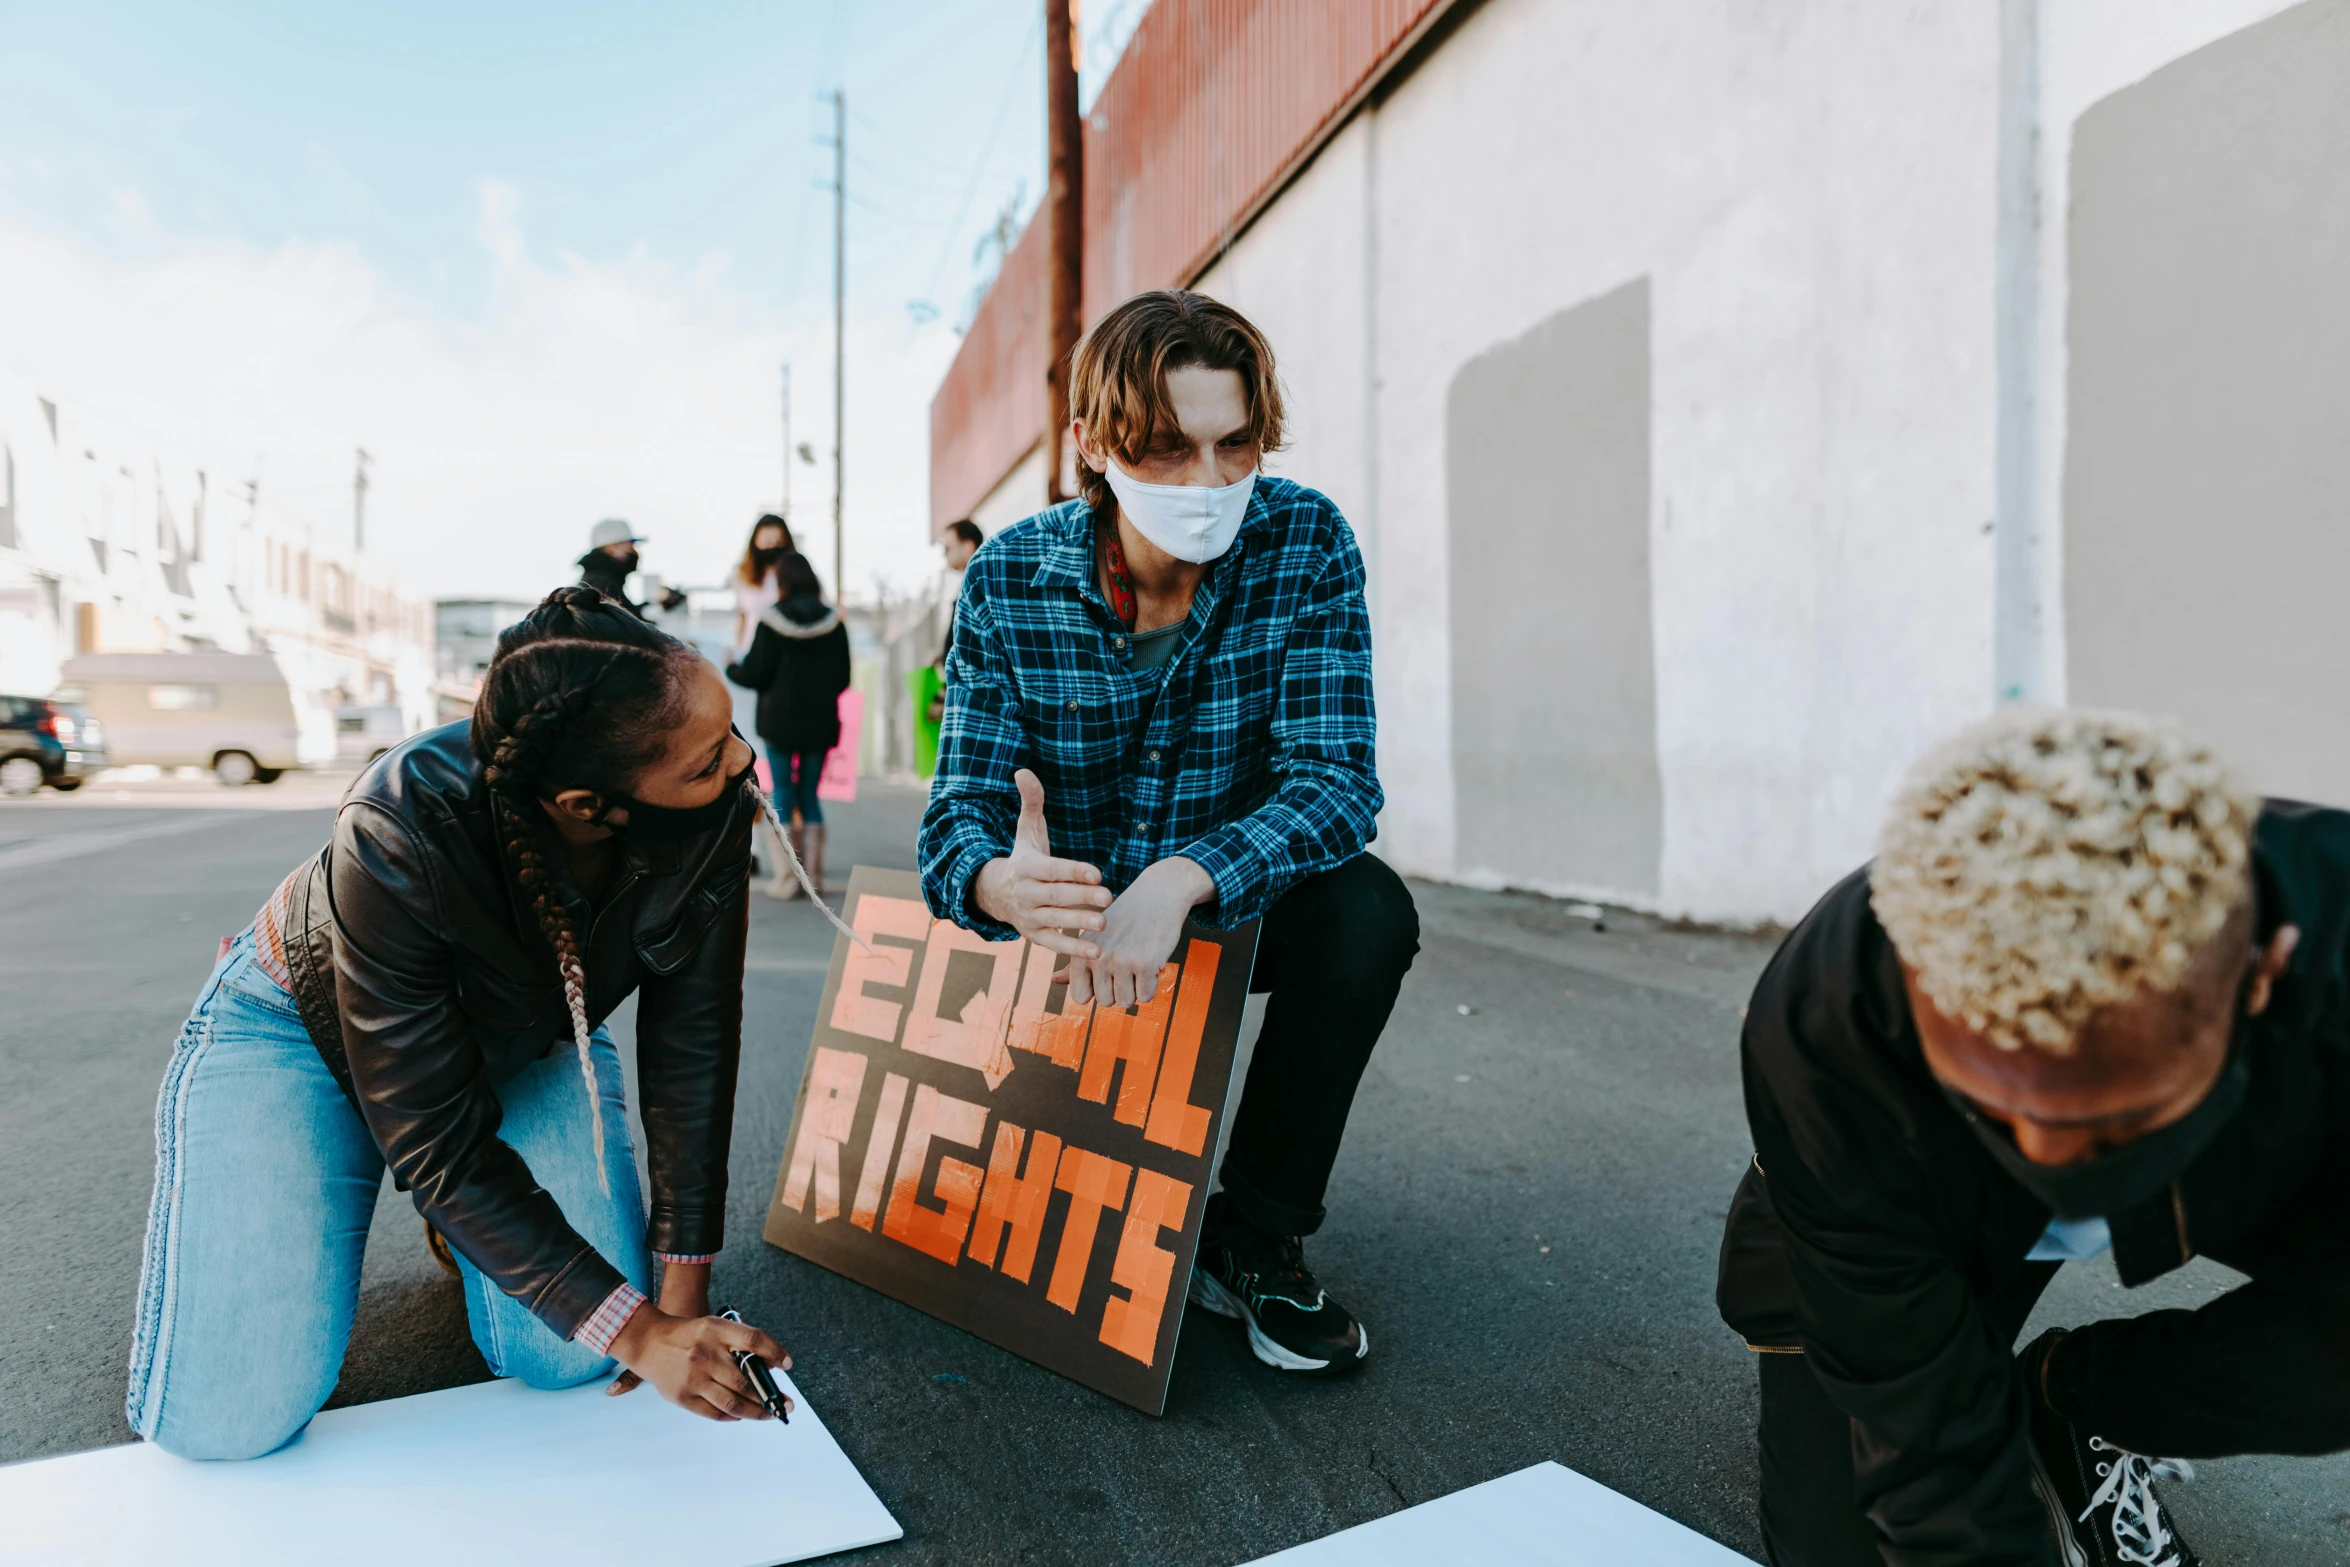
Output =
[{"x1": 608, "y1": 1304, "x2": 793, "y2": 1423}]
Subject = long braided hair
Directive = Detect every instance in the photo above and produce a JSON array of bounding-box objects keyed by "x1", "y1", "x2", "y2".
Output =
[{"x1": 470, "y1": 586, "x2": 698, "y2": 1191}]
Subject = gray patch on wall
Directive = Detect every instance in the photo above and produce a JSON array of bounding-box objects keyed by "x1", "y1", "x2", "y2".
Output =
[
  {"x1": 2064, "y1": 0, "x2": 2350, "y2": 806},
  {"x1": 1447, "y1": 278, "x2": 1661, "y2": 896}
]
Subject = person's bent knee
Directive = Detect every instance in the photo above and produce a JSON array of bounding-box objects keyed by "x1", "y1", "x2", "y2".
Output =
[
  {"x1": 1319, "y1": 855, "x2": 1420, "y2": 975},
  {"x1": 477, "y1": 1326, "x2": 616, "y2": 1391},
  {"x1": 141, "y1": 1399, "x2": 315, "y2": 1462},
  {"x1": 515, "y1": 1351, "x2": 616, "y2": 1391}
]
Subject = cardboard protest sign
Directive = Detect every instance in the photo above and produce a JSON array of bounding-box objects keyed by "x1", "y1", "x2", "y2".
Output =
[{"x1": 764, "y1": 865, "x2": 1258, "y2": 1414}]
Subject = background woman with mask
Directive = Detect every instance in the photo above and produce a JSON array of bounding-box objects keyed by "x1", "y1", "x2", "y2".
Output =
[
  {"x1": 125, "y1": 586, "x2": 791, "y2": 1460},
  {"x1": 731, "y1": 512, "x2": 795, "y2": 651}
]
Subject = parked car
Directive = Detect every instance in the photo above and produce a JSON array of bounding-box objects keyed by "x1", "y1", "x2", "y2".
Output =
[
  {"x1": 55, "y1": 653, "x2": 301, "y2": 786},
  {"x1": 0, "y1": 694, "x2": 108, "y2": 795},
  {"x1": 334, "y1": 704, "x2": 410, "y2": 765}
]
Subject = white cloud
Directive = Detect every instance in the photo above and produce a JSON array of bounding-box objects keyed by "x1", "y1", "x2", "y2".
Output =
[{"x1": 0, "y1": 179, "x2": 961, "y2": 604}]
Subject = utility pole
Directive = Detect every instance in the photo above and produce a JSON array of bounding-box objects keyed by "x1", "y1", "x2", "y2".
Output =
[
  {"x1": 353, "y1": 447, "x2": 372, "y2": 554},
  {"x1": 1043, "y1": 0, "x2": 1083, "y2": 503},
  {"x1": 830, "y1": 88, "x2": 846, "y2": 601},
  {"x1": 780, "y1": 362, "x2": 794, "y2": 520}
]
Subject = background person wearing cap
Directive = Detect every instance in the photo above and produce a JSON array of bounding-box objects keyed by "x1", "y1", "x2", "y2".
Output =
[{"x1": 578, "y1": 518, "x2": 687, "y2": 619}]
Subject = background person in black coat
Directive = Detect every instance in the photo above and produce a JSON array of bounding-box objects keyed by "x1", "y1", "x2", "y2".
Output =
[{"x1": 725, "y1": 551, "x2": 850, "y2": 900}]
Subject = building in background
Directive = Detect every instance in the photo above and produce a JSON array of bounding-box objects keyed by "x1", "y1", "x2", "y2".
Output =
[
  {"x1": 0, "y1": 369, "x2": 434, "y2": 764},
  {"x1": 930, "y1": 0, "x2": 2350, "y2": 925},
  {"x1": 433, "y1": 597, "x2": 539, "y2": 722}
]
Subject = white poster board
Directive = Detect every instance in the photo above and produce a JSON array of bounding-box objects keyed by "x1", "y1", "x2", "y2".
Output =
[
  {"x1": 1242, "y1": 1461, "x2": 1758, "y2": 1566},
  {"x1": 0, "y1": 1373, "x2": 899, "y2": 1567}
]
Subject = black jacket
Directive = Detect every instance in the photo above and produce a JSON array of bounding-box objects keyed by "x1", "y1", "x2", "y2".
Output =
[
  {"x1": 726, "y1": 594, "x2": 850, "y2": 756},
  {"x1": 273, "y1": 722, "x2": 753, "y2": 1339},
  {"x1": 577, "y1": 550, "x2": 685, "y2": 619},
  {"x1": 1717, "y1": 801, "x2": 2350, "y2": 1563}
]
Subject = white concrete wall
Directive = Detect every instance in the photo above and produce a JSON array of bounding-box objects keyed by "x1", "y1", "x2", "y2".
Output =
[
  {"x1": 1192, "y1": 115, "x2": 1377, "y2": 566},
  {"x1": 1183, "y1": 0, "x2": 2331, "y2": 923},
  {"x1": 2019, "y1": 0, "x2": 2307, "y2": 703},
  {"x1": 1198, "y1": 0, "x2": 2001, "y2": 922}
]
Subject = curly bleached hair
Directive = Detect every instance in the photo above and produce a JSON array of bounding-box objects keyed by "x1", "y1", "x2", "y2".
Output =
[{"x1": 1871, "y1": 708, "x2": 2260, "y2": 1055}]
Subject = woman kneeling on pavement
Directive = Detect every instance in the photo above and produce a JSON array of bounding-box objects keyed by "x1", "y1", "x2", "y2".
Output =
[{"x1": 125, "y1": 586, "x2": 791, "y2": 1459}]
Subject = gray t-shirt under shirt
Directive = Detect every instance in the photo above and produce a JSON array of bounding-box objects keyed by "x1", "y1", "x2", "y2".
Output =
[{"x1": 1125, "y1": 620, "x2": 1187, "y2": 673}]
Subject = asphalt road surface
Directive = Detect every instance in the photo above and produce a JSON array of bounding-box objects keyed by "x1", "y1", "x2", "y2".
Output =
[{"x1": 3, "y1": 782, "x2": 2345, "y2": 1564}]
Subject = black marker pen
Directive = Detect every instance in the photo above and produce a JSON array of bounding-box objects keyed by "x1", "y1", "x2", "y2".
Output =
[{"x1": 716, "y1": 1308, "x2": 790, "y2": 1424}]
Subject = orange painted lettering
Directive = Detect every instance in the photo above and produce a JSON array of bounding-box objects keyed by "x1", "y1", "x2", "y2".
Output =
[
  {"x1": 1144, "y1": 939, "x2": 1222, "y2": 1156},
  {"x1": 881, "y1": 1084, "x2": 991, "y2": 1266},
  {"x1": 1044, "y1": 1145, "x2": 1132, "y2": 1314},
  {"x1": 1099, "y1": 1168, "x2": 1193, "y2": 1364},
  {"x1": 902, "y1": 921, "x2": 1023, "y2": 1088},
  {"x1": 1077, "y1": 964, "x2": 1179, "y2": 1125},
  {"x1": 830, "y1": 896, "x2": 931, "y2": 1042},
  {"x1": 1004, "y1": 941, "x2": 1057, "y2": 1054},
  {"x1": 780, "y1": 1046, "x2": 869, "y2": 1221},
  {"x1": 967, "y1": 1120, "x2": 1063, "y2": 1283},
  {"x1": 848, "y1": 1072, "x2": 909, "y2": 1231}
]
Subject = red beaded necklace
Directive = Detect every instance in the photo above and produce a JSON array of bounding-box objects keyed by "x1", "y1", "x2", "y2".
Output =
[{"x1": 1097, "y1": 514, "x2": 1138, "y2": 631}]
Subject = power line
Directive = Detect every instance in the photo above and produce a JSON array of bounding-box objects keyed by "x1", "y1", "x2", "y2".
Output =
[{"x1": 919, "y1": 15, "x2": 1043, "y2": 317}]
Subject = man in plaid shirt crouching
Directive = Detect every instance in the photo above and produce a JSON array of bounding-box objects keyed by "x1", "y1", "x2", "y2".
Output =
[{"x1": 918, "y1": 289, "x2": 1418, "y2": 1375}]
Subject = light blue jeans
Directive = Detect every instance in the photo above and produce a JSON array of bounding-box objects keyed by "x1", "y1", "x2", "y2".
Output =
[{"x1": 126, "y1": 929, "x2": 653, "y2": 1460}]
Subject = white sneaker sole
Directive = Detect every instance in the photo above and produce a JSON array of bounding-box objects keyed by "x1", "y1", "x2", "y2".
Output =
[
  {"x1": 1186, "y1": 1266, "x2": 1369, "y2": 1373},
  {"x1": 2029, "y1": 1448, "x2": 2090, "y2": 1567}
]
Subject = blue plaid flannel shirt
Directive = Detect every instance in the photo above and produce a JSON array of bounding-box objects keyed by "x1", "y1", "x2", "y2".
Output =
[{"x1": 919, "y1": 476, "x2": 1383, "y2": 939}]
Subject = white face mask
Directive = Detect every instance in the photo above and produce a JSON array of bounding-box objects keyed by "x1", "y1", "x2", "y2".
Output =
[{"x1": 1102, "y1": 459, "x2": 1257, "y2": 563}]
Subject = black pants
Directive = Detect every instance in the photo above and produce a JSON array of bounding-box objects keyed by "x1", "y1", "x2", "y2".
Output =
[
  {"x1": 1213, "y1": 853, "x2": 1419, "y2": 1238},
  {"x1": 1758, "y1": 1265, "x2": 2350, "y2": 1566}
]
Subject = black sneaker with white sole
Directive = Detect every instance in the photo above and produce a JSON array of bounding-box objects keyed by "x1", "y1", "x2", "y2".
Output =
[
  {"x1": 1187, "y1": 1217, "x2": 1368, "y2": 1375},
  {"x1": 2021, "y1": 1329, "x2": 2201, "y2": 1567}
]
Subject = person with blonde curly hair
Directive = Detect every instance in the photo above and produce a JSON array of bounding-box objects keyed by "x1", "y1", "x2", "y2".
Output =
[{"x1": 1716, "y1": 708, "x2": 2350, "y2": 1566}]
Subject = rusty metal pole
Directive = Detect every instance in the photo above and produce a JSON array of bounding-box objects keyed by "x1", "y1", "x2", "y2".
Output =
[
  {"x1": 831, "y1": 88, "x2": 846, "y2": 599},
  {"x1": 1043, "y1": 0, "x2": 1084, "y2": 504}
]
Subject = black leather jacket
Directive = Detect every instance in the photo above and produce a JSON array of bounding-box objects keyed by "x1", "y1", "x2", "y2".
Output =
[{"x1": 274, "y1": 722, "x2": 753, "y2": 1339}]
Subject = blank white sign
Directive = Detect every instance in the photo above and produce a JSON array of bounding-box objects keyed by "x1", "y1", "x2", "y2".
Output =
[
  {"x1": 1242, "y1": 1461, "x2": 1757, "y2": 1566},
  {"x1": 0, "y1": 1373, "x2": 900, "y2": 1567}
]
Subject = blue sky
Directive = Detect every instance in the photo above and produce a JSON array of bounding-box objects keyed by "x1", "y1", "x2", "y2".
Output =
[{"x1": 0, "y1": 1, "x2": 1056, "y2": 599}]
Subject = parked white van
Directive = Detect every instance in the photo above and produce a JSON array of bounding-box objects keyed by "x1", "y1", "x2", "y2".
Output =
[{"x1": 55, "y1": 652, "x2": 303, "y2": 786}]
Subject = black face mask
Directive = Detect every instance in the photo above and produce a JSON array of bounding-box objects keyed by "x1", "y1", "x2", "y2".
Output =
[
  {"x1": 1943, "y1": 1029, "x2": 2253, "y2": 1221},
  {"x1": 597, "y1": 762, "x2": 756, "y2": 842},
  {"x1": 754, "y1": 545, "x2": 787, "y2": 568},
  {"x1": 606, "y1": 548, "x2": 641, "y2": 576}
]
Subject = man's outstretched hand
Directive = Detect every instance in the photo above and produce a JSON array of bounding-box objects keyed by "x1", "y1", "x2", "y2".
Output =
[{"x1": 973, "y1": 769, "x2": 1111, "y2": 957}]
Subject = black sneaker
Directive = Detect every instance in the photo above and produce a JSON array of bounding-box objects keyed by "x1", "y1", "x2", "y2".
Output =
[
  {"x1": 1187, "y1": 1214, "x2": 1368, "y2": 1375},
  {"x1": 2021, "y1": 1330, "x2": 2201, "y2": 1567}
]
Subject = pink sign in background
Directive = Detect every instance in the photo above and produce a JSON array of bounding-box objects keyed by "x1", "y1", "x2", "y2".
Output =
[
  {"x1": 751, "y1": 687, "x2": 862, "y2": 804},
  {"x1": 820, "y1": 689, "x2": 862, "y2": 802}
]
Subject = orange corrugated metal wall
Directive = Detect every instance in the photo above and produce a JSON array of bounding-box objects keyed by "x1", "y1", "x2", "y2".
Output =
[
  {"x1": 931, "y1": 0, "x2": 1453, "y2": 528},
  {"x1": 1084, "y1": 0, "x2": 1443, "y2": 311},
  {"x1": 929, "y1": 216, "x2": 1050, "y2": 532}
]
